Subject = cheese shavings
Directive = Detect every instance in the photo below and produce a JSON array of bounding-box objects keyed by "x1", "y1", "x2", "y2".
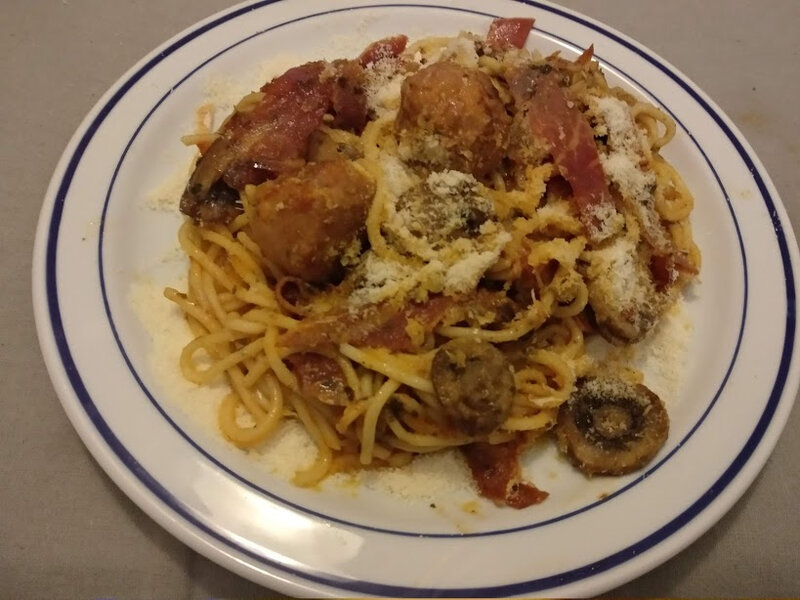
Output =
[
  {"x1": 590, "y1": 95, "x2": 654, "y2": 201},
  {"x1": 350, "y1": 167, "x2": 510, "y2": 306},
  {"x1": 583, "y1": 235, "x2": 664, "y2": 339},
  {"x1": 585, "y1": 236, "x2": 650, "y2": 312},
  {"x1": 590, "y1": 95, "x2": 670, "y2": 249},
  {"x1": 430, "y1": 34, "x2": 481, "y2": 68},
  {"x1": 364, "y1": 59, "x2": 407, "y2": 118}
]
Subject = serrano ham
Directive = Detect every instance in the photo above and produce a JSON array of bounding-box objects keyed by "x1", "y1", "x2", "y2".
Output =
[
  {"x1": 180, "y1": 36, "x2": 408, "y2": 224},
  {"x1": 509, "y1": 69, "x2": 619, "y2": 243},
  {"x1": 486, "y1": 17, "x2": 534, "y2": 51},
  {"x1": 286, "y1": 353, "x2": 350, "y2": 406},
  {"x1": 180, "y1": 61, "x2": 332, "y2": 223},
  {"x1": 462, "y1": 439, "x2": 548, "y2": 509},
  {"x1": 279, "y1": 296, "x2": 453, "y2": 353},
  {"x1": 358, "y1": 34, "x2": 408, "y2": 67}
]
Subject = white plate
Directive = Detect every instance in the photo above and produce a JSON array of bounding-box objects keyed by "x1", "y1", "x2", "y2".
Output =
[{"x1": 32, "y1": 0, "x2": 800, "y2": 596}]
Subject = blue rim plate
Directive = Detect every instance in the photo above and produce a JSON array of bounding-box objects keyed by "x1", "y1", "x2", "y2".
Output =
[{"x1": 32, "y1": 0, "x2": 800, "y2": 596}]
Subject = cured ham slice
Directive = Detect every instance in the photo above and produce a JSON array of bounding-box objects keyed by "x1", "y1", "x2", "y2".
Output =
[
  {"x1": 462, "y1": 439, "x2": 548, "y2": 509},
  {"x1": 358, "y1": 34, "x2": 408, "y2": 66},
  {"x1": 180, "y1": 37, "x2": 408, "y2": 224},
  {"x1": 486, "y1": 17, "x2": 534, "y2": 51},
  {"x1": 280, "y1": 297, "x2": 452, "y2": 353},
  {"x1": 286, "y1": 353, "x2": 350, "y2": 406},
  {"x1": 180, "y1": 61, "x2": 333, "y2": 223},
  {"x1": 509, "y1": 69, "x2": 619, "y2": 243}
]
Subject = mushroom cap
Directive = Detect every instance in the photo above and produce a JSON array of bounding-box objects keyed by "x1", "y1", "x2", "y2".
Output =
[{"x1": 555, "y1": 376, "x2": 669, "y2": 476}]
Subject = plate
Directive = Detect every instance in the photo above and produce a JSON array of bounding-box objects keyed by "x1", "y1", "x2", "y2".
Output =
[{"x1": 32, "y1": 0, "x2": 800, "y2": 596}]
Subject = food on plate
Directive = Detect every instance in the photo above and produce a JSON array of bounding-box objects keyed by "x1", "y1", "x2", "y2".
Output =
[
  {"x1": 395, "y1": 61, "x2": 511, "y2": 179},
  {"x1": 165, "y1": 17, "x2": 700, "y2": 507},
  {"x1": 554, "y1": 376, "x2": 670, "y2": 475},
  {"x1": 431, "y1": 338, "x2": 516, "y2": 436}
]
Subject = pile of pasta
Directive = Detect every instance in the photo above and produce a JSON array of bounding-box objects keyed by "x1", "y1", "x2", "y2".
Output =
[{"x1": 166, "y1": 19, "x2": 699, "y2": 507}]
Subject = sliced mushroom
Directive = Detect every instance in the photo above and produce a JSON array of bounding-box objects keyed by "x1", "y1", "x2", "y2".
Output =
[
  {"x1": 555, "y1": 376, "x2": 668, "y2": 476},
  {"x1": 431, "y1": 338, "x2": 515, "y2": 436},
  {"x1": 583, "y1": 236, "x2": 666, "y2": 345}
]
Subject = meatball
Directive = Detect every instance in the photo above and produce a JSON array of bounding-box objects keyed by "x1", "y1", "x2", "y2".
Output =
[
  {"x1": 248, "y1": 159, "x2": 375, "y2": 283},
  {"x1": 431, "y1": 338, "x2": 515, "y2": 436},
  {"x1": 395, "y1": 62, "x2": 511, "y2": 180}
]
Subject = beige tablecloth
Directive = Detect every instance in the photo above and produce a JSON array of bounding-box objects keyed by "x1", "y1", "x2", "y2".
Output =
[{"x1": 2, "y1": 0, "x2": 799, "y2": 596}]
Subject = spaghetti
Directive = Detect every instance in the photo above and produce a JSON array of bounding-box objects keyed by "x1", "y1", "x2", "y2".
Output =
[{"x1": 166, "y1": 18, "x2": 699, "y2": 508}]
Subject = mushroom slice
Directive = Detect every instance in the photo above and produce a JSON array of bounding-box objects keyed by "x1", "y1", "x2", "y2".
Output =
[
  {"x1": 431, "y1": 338, "x2": 515, "y2": 436},
  {"x1": 555, "y1": 376, "x2": 668, "y2": 476}
]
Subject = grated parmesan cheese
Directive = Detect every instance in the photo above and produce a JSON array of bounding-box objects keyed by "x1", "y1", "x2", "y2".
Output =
[
  {"x1": 379, "y1": 153, "x2": 417, "y2": 198},
  {"x1": 350, "y1": 165, "x2": 510, "y2": 306},
  {"x1": 583, "y1": 235, "x2": 658, "y2": 334},
  {"x1": 354, "y1": 449, "x2": 477, "y2": 504},
  {"x1": 591, "y1": 96, "x2": 654, "y2": 200},
  {"x1": 590, "y1": 95, "x2": 669, "y2": 248},
  {"x1": 585, "y1": 199, "x2": 624, "y2": 240},
  {"x1": 349, "y1": 252, "x2": 420, "y2": 305},
  {"x1": 590, "y1": 236, "x2": 642, "y2": 303},
  {"x1": 444, "y1": 248, "x2": 506, "y2": 293},
  {"x1": 585, "y1": 298, "x2": 693, "y2": 408},
  {"x1": 630, "y1": 300, "x2": 693, "y2": 406},
  {"x1": 364, "y1": 59, "x2": 406, "y2": 118},
  {"x1": 145, "y1": 158, "x2": 195, "y2": 211},
  {"x1": 418, "y1": 33, "x2": 480, "y2": 69}
]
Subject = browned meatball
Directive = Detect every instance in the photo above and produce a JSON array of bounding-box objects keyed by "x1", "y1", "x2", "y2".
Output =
[
  {"x1": 248, "y1": 159, "x2": 375, "y2": 283},
  {"x1": 395, "y1": 62, "x2": 511, "y2": 180},
  {"x1": 431, "y1": 338, "x2": 515, "y2": 436}
]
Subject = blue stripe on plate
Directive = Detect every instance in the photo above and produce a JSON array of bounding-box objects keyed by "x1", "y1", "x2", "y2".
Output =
[{"x1": 44, "y1": 1, "x2": 792, "y2": 595}]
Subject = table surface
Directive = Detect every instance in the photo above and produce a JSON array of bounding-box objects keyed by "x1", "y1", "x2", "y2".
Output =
[{"x1": 3, "y1": 0, "x2": 799, "y2": 597}]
